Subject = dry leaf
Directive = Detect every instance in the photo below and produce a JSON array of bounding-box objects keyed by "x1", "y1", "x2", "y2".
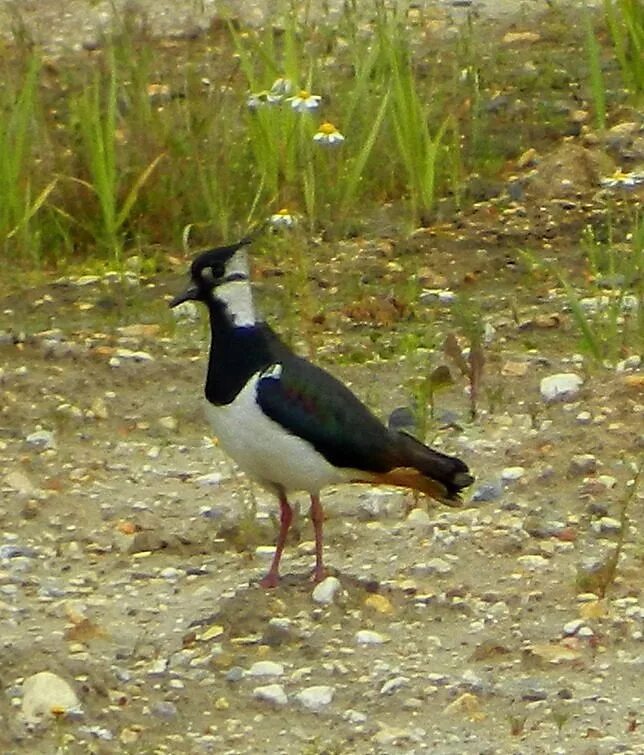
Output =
[
  {"x1": 364, "y1": 594, "x2": 394, "y2": 615},
  {"x1": 443, "y1": 692, "x2": 485, "y2": 721},
  {"x1": 470, "y1": 640, "x2": 511, "y2": 661},
  {"x1": 527, "y1": 642, "x2": 583, "y2": 664},
  {"x1": 502, "y1": 361, "x2": 529, "y2": 377},
  {"x1": 64, "y1": 618, "x2": 106, "y2": 642},
  {"x1": 198, "y1": 624, "x2": 225, "y2": 642}
]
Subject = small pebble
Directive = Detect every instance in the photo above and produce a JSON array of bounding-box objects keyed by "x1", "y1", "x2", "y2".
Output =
[
  {"x1": 312, "y1": 576, "x2": 341, "y2": 605},
  {"x1": 517, "y1": 555, "x2": 549, "y2": 570},
  {"x1": 195, "y1": 472, "x2": 223, "y2": 486},
  {"x1": 471, "y1": 480, "x2": 503, "y2": 502},
  {"x1": 568, "y1": 454, "x2": 597, "y2": 476},
  {"x1": 248, "y1": 661, "x2": 284, "y2": 677},
  {"x1": 594, "y1": 516, "x2": 622, "y2": 535},
  {"x1": 355, "y1": 630, "x2": 387, "y2": 645},
  {"x1": 380, "y1": 676, "x2": 408, "y2": 695},
  {"x1": 419, "y1": 557, "x2": 452, "y2": 575},
  {"x1": 344, "y1": 709, "x2": 368, "y2": 725},
  {"x1": 501, "y1": 466, "x2": 525, "y2": 482},
  {"x1": 158, "y1": 416, "x2": 178, "y2": 431},
  {"x1": 114, "y1": 348, "x2": 155, "y2": 363},
  {"x1": 25, "y1": 429, "x2": 56, "y2": 451},
  {"x1": 405, "y1": 508, "x2": 431, "y2": 526},
  {"x1": 563, "y1": 619, "x2": 585, "y2": 636},
  {"x1": 252, "y1": 684, "x2": 288, "y2": 706},
  {"x1": 294, "y1": 685, "x2": 335, "y2": 712},
  {"x1": 151, "y1": 701, "x2": 178, "y2": 719}
]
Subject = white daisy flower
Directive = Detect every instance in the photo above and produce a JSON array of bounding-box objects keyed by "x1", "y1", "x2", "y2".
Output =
[
  {"x1": 247, "y1": 90, "x2": 270, "y2": 110},
  {"x1": 269, "y1": 77, "x2": 293, "y2": 100},
  {"x1": 269, "y1": 208, "x2": 297, "y2": 228},
  {"x1": 313, "y1": 122, "x2": 345, "y2": 146},
  {"x1": 287, "y1": 89, "x2": 322, "y2": 112},
  {"x1": 600, "y1": 170, "x2": 644, "y2": 189}
]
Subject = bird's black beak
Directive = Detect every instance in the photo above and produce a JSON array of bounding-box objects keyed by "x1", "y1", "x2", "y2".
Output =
[{"x1": 169, "y1": 285, "x2": 200, "y2": 308}]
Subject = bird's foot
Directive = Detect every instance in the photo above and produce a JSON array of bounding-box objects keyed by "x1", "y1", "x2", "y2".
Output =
[
  {"x1": 310, "y1": 565, "x2": 327, "y2": 584},
  {"x1": 259, "y1": 570, "x2": 281, "y2": 589}
]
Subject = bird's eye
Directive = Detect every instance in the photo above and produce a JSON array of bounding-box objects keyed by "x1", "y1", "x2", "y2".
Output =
[{"x1": 200, "y1": 264, "x2": 224, "y2": 285}]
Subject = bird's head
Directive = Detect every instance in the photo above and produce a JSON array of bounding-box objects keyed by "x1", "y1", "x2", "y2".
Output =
[{"x1": 169, "y1": 238, "x2": 252, "y2": 308}]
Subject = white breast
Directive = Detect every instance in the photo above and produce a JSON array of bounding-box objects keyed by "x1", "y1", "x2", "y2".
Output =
[{"x1": 205, "y1": 372, "x2": 356, "y2": 494}]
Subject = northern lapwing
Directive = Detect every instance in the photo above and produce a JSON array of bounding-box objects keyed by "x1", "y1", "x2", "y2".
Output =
[{"x1": 171, "y1": 239, "x2": 473, "y2": 587}]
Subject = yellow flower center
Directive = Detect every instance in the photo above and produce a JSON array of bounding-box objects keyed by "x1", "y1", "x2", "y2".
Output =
[
  {"x1": 298, "y1": 90, "x2": 311, "y2": 99},
  {"x1": 318, "y1": 122, "x2": 337, "y2": 135}
]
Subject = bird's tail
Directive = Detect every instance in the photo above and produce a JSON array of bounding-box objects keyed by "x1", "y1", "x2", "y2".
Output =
[{"x1": 368, "y1": 432, "x2": 473, "y2": 506}]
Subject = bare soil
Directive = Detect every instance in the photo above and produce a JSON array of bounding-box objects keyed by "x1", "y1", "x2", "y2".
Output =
[{"x1": 0, "y1": 2, "x2": 643, "y2": 754}]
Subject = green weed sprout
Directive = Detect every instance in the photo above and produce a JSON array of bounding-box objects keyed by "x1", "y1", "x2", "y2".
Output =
[
  {"x1": 0, "y1": 54, "x2": 57, "y2": 263},
  {"x1": 71, "y1": 48, "x2": 164, "y2": 264},
  {"x1": 603, "y1": 0, "x2": 643, "y2": 104}
]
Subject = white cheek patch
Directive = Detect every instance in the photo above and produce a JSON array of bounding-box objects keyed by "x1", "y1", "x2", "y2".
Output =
[{"x1": 214, "y1": 279, "x2": 256, "y2": 326}]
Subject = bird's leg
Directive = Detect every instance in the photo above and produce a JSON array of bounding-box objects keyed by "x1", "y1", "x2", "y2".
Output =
[
  {"x1": 309, "y1": 494, "x2": 326, "y2": 583},
  {"x1": 260, "y1": 492, "x2": 292, "y2": 588}
]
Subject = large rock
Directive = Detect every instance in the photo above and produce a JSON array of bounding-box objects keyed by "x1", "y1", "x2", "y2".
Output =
[
  {"x1": 540, "y1": 373, "x2": 583, "y2": 402},
  {"x1": 22, "y1": 671, "x2": 81, "y2": 726}
]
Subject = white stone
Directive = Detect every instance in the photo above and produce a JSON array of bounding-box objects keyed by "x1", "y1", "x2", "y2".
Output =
[
  {"x1": 423, "y1": 558, "x2": 453, "y2": 575},
  {"x1": 437, "y1": 289, "x2": 456, "y2": 304},
  {"x1": 616, "y1": 355, "x2": 641, "y2": 372},
  {"x1": 312, "y1": 576, "x2": 342, "y2": 605},
  {"x1": 25, "y1": 429, "x2": 56, "y2": 450},
  {"x1": 380, "y1": 676, "x2": 408, "y2": 695},
  {"x1": 405, "y1": 508, "x2": 431, "y2": 526},
  {"x1": 344, "y1": 709, "x2": 368, "y2": 724},
  {"x1": 294, "y1": 685, "x2": 335, "y2": 712},
  {"x1": 255, "y1": 545, "x2": 276, "y2": 559},
  {"x1": 540, "y1": 372, "x2": 583, "y2": 402},
  {"x1": 248, "y1": 661, "x2": 284, "y2": 677},
  {"x1": 252, "y1": 684, "x2": 288, "y2": 706},
  {"x1": 355, "y1": 629, "x2": 387, "y2": 645},
  {"x1": 21, "y1": 671, "x2": 81, "y2": 725},
  {"x1": 517, "y1": 555, "x2": 549, "y2": 571},
  {"x1": 598, "y1": 516, "x2": 622, "y2": 534},
  {"x1": 114, "y1": 348, "x2": 154, "y2": 362},
  {"x1": 194, "y1": 472, "x2": 223, "y2": 486},
  {"x1": 147, "y1": 659, "x2": 168, "y2": 675},
  {"x1": 4, "y1": 470, "x2": 37, "y2": 495},
  {"x1": 75, "y1": 274, "x2": 101, "y2": 286},
  {"x1": 501, "y1": 466, "x2": 525, "y2": 482},
  {"x1": 159, "y1": 567, "x2": 181, "y2": 581},
  {"x1": 563, "y1": 619, "x2": 585, "y2": 636}
]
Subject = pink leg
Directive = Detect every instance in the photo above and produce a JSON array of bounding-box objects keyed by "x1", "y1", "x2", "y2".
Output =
[
  {"x1": 260, "y1": 492, "x2": 292, "y2": 589},
  {"x1": 310, "y1": 494, "x2": 326, "y2": 583}
]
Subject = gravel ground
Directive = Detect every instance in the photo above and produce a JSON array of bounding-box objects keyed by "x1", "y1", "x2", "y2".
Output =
[
  {"x1": 1, "y1": 229, "x2": 643, "y2": 753},
  {"x1": 0, "y1": 0, "x2": 598, "y2": 54},
  {"x1": 0, "y1": 1, "x2": 642, "y2": 753}
]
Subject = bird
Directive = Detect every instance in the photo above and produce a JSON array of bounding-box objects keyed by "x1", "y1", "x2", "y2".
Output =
[{"x1": 170, "y1": 238, "x2": 474, "y2": 588}]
